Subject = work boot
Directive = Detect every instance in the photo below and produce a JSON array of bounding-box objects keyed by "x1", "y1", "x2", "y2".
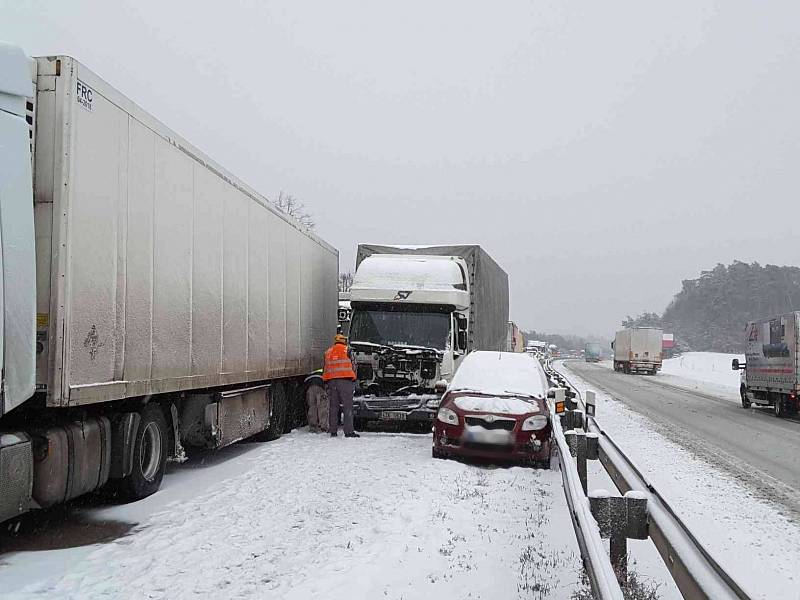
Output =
[
  {"x1": 345, "y1": 432, "x2": 360, "y2": 438},
  {"x1": 330, "y1": 432, "x2": 338, "y2": 438}
]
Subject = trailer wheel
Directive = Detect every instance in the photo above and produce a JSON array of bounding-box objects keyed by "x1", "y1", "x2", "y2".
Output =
[
  {"x1": 262, "y1": 383, "x2": 288, "y2": 441},
  {"x1": 118, "y1": 404, "x2": 168, "y2": 501},
  {"x1": 740, "y1": 385, "x2": 751, "y2": 408},
  {"x1": 774, "y1": 394, "x2": 788, "y2": 418}
]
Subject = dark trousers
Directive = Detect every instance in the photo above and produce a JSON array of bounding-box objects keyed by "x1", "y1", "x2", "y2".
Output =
[{"x1": 327, "y1": 379, "x2": 355, "y2": 434}]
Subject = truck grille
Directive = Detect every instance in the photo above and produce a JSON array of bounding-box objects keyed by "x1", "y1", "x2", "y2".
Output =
[{"x1": 465, "y1": 416, "x2": 516, "y2": 431}]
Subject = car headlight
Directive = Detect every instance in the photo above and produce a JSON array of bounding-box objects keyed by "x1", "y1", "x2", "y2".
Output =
[
  {"x1": 521, "y1": 414, "x2": 548, "y2": 431},
  {"x1": 436, "y1": 407, "x2": 459, "y2": 425}
]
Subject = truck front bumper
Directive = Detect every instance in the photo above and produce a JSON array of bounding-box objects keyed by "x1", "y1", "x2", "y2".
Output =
[{"x1": 353, "y1": 398, "x2": 438, "y2": 424}]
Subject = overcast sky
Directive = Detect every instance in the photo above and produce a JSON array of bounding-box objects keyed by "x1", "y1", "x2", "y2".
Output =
[{"x1": 3, "y1": 1, "x2": 799, "y2": 336}]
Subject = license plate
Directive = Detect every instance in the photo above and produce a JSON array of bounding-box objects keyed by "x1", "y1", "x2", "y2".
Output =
[{"x1": 380, "y1": 411, "x2": 408, "y2": 421}]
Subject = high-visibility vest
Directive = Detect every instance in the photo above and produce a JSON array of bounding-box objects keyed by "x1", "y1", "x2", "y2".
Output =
[{"x1": 323, "y1": 343, "x2": 356, "y2": 381}]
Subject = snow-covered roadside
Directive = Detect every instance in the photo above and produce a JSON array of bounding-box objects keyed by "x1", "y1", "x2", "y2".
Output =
[
  {"x1": 1, "y1": 431, "x2": 584, "y2": 600},
  {"x1": 557, "y1": 361, "x2": 800, "y2": 600},
  {"x1": 658, "y1": 352, "x2": 744, "y2": 401}
]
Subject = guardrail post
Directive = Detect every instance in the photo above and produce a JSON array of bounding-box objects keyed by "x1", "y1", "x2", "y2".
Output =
[
  {"x1": 575, "y1": 430, "x2": 587, "y2": 493},
  {"x1": 624, "y1": 491, "x2": 648, "y2": 540},
  {"x1": 609, "y1": 496, "x2": 628, "y2": 582},
  {"x1": 589, "y1": 489, "x2": 611, "y2": 537},
  {"x1": 572, "y1": 409, "x2": 585, "y2": 431},
  {"x1": 586, "y1": 432, "x2": 599, "y2": 460},
  {"x1": 564, "y1": 429, "x2": 577, "y2": 457}
]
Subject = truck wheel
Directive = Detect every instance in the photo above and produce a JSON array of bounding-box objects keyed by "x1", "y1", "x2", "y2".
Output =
[
  {"x1": 118, "y1": 404, "x2": 168, "y2": 501},
  {"x1": 774, "y1": 394, "x2": 788, "y2": 418},
  {"x1": 740, "y1": 386, "x2": 751, "y2": 408},
  {"x1": 262, "y1": 383, "x2": 287, "y2": 441}
]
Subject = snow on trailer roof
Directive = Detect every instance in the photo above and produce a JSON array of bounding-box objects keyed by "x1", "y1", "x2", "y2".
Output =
[
  {"x1": 352, "y1": 254, "x2": 465, "y2": 291},
  {"x1": 448, "y1": 351, "x2": 549, "y2": 398}
]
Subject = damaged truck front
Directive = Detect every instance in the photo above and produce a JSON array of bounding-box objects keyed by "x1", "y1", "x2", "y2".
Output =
[{"x1": 349, "y1": 245, "x2": 509, "y2": 426}]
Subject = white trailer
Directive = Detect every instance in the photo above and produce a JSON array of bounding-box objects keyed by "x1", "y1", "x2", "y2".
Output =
[
  {"x1": 0, "y1": 45, "x2": 337, "y2": 523},
  {"x1": 612, "y1": 327, "x2": 663, "y2": 374}
]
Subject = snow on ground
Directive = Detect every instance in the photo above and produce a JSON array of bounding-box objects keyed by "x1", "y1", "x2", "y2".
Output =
[
  {"x1": 658, "y1": 352, "x2": 744, "y2": 401},
  {"x1": 1, "y1": 431, "x2": 584, "y2": 600},
  {"x1": 558, "y1": 361, "x2": 800, "y2": 600}
]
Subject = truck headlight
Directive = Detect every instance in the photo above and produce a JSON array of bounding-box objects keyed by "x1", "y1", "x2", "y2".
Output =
[
  {"x1": 436, "y1": 407, "x2": 459, "y2": 425},
  {"x1": 426, "y1": 399, "x2": 440, "y2": 409},
  {"x1": 521, "y1": 415, "x2": 548, "y2": 431}
]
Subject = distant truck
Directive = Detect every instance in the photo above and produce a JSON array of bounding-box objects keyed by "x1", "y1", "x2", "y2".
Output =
[
  {"x1": 612, "y1": 328, "x2": 663, "y2": 374},
  {"x1": 0, "y1": 46, "x2": 337, "y2": 525},
  {"x1": 338, "y1": 291, "x2": 352, "y2": 336},
  {"x1": 733, "y1": 312, "x2": 800, "y2": 417},
  {"x1": 507, "y1": 321, "x2": 524, "y2": 352},
  {"x1": 348, "y1": 244, "x2": 509, "y2": 425},
  {"x1": 584, "y1": 342, "x2": 602, "y2": 362}
]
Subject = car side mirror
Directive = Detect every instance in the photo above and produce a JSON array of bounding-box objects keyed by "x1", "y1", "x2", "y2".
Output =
[
  {"x1": 435, "y1": 379, "x2": 448, "y2": 394},
  {"x1": 732, "y1": 359, "x2": 745, "y2": 371}
]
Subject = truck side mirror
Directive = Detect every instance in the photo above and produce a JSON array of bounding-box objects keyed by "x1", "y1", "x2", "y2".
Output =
[{"x1": 457, "y1": 330, "x2": 467, "y2": 350}]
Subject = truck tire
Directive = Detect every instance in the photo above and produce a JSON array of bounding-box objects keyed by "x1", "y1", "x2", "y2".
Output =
[
  {"x1": 118, "y1": 404, "x2": 168, "y2": 501},
  {"x1": 774, "y1": 394, "x2": 788, "y2": 418},
  {"x1": 262, "y1": 383, "x2": 287, "y2": 441},
  {"x1": 740, "y1": 385, "x2": 751, "y2": 408}
]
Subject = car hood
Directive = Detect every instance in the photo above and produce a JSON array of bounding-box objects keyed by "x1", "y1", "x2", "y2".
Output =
[{"x1": 447, "y1": 392, "x2": 544, "y2": 417}]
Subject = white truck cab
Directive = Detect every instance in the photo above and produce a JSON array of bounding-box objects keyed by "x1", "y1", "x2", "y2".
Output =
[{"x1": 348, "y1": 244, "x2": 509, "y2": 427}]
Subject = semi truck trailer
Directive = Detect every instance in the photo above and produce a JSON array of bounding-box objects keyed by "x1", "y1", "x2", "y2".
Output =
[
  {"x1": 733, "y1": 312, "x2": 800, "y2": 417},
  {"x1": 0, "y1": 45, "x2": 338, "y2": 524},
  {"x1": 348, "y1": 244, "x2": 509, "y2": 425},
  {"x1": 612, "y1": 327, "x2": 662, "y2": 374}
]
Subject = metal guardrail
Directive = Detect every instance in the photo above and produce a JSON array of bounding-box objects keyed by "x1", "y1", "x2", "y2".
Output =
[
  {"x1": 551, "y1": 403, "x2": 625, "y2": 600},
  {"x1": 546, "y1": 360, "x2": 753, "y2": 600}
]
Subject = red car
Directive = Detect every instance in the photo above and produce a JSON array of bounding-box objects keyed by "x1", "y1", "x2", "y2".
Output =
[{"x1": 432, "y1": 351, "x2": 552, "y2": 468}]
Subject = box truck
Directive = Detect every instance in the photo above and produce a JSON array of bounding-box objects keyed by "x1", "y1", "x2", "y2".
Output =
[
  {"x1": 348, "y1": 244, "x2": 508, "y2": 425},
  {"x1": 612, "y1": 328, "x2": 663, "y2": 374},
  {"x1": 584, "y1": 342, "x2": 602, "y2": 362},
  {"x1": 506, "y1": 321, "x2": 524, "y2": 352},
  {"x1": 0, "y1": 45, "x2": 337, "y2": 524},
  {"x1": 732, "y1": 312, "x2": 800, "y2": 417}
]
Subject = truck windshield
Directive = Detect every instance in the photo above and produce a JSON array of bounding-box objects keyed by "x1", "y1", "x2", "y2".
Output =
[{"x1": 350, "y1": 310, "x2": 450, "y2": 350}]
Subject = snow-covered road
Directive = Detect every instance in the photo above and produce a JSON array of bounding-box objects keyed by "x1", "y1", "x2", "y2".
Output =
[{"x1": 1, "y1": 431, "x2": 584, "y2": 600}]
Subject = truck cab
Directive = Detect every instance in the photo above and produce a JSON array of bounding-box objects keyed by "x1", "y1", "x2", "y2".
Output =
[{"x1": 349, "y1": 254, "x2": 470, "y2": 425}]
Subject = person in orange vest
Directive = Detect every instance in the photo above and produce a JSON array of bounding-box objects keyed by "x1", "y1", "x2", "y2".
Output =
[{"x1": 323, "y1": 333, "x2": 359, "y2": 438}]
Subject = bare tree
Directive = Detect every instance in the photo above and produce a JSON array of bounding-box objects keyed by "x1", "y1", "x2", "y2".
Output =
[
  {"x1": 339, "y1": 271, "x2": 354, "y2": 293},
  {"x1": 274, "y1": 191, "x2": 315, "y2": 229}
]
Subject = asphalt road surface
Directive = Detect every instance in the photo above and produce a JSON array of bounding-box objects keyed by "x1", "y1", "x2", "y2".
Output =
[{"x1": 564, "y1": 360, "x2": 800, "y2": 517}]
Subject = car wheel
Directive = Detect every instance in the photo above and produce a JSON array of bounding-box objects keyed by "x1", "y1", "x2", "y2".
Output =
[
  {"x1": 118, "y1": 403, "x2": 168, "y2": 501},
  {"x1": 740, "y1": 386, "x2": 751, "y2": 408},
  {"x1": 432, "y1": 446, "x2": 445, "y2": 459}
]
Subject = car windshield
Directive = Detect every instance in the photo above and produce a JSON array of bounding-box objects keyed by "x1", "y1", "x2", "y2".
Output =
[{"x1": 350, "y1": 309, "x2": 450, "y2": 350}]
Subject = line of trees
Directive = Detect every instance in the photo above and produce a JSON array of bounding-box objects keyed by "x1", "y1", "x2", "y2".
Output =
[{"x1": 624, "y1": 261, "x2": 800, "y2": 353}]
